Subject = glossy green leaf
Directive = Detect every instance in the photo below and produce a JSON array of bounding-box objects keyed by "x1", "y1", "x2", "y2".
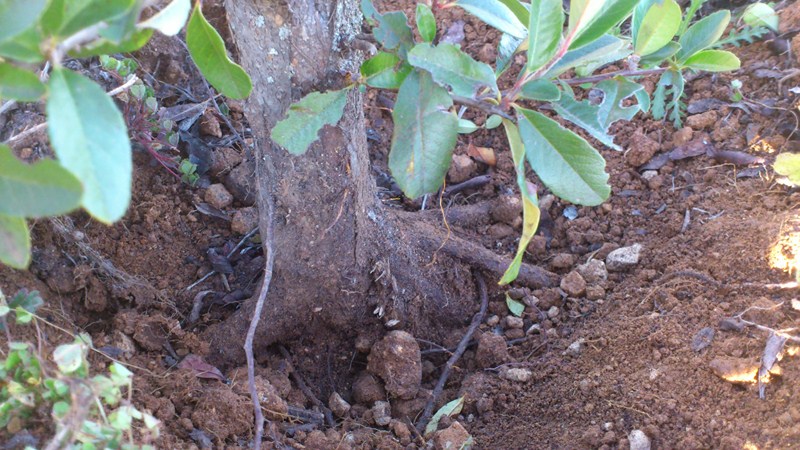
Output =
[
  {"x1": 527, "y1": 0, "x2": 563, "y2": 72},
  {"x1": 360, "y1": 52, "x2": 411, "y2": 89},
  {"x1": 54, "y1": 343, "x2": 85, "y2": 374},
  {"x1": 495, "y1": 33, "x2": 524, "y2": 77},
  {"x1": 373, "y1": 11, "x2": 414, "y2": 57},
  {"x1": 639, "y1": 41, "x2": 680, "y2": 67},
  {"x1": 361, "y1": 0, "x2": 381, "y2": 25},
  {"x1": 517, "y1": 107, "x2": 610, "y2": 206},
  {"x1": 774, "y1": 153, "x2": 800, "y2": 185},
  {"x1": 139, "y1": 0, "x2": 190, "y2": 36},
  {"x1": 425, "y1": 397, "x2": 464, "y2": 437},
  {"x1": 271, "y1": 89, "x2": 349, "y2": 155},
  {"x1": 408, "y1": 43, "x2": 498, "y2": 97},
  {"x1": 0, "y1": 145, "x2": 82, "y2": 218},
  {"x1": 46, "y1": 68, "x2": 132, "y2": 223},
  {"x1": 520, "y1": 79, "x2": 560, "y2": 101},
  {"x1": 0, "y1": 63, "x2": 45, "y2": 101},
  {"x1": 569, "y1": 0, "x2": 638, "y2": 50},
  {"x1": 634, "y1": 0, "x2": 681, "y2": 56},
  {"x1": 544, "y1": 34, "x2": 628, "y2": 78},
  {"x1": 742, "y1": 3, "x2": 778, "y2": 32},
  {"x1": 415, "y1": 3, "x2": 436, "y2": 43},
  {"x1": 498, "y1": 0, "x2": 530, "y2": 24},
  {"x1": 98, "y1": 0, "x2": 142, "y2": 44},
  {"x1": 58, "y1": 0, "x2": 135, "y2": 38},
  {"x1": 70, "y1": 28, "x2": 153, "y2": 58},
  {"x1": 458, "y1": 118, "x2": 479, "y2": 134},
  {"x1": 0, "y1": 215, "x2": 29, "y2": 269},
  {"x1": 506, "y1": 294, "x2": 525, "y2": 316},
  {"x1": 631, "y1": 0, "x2": 656, "y2": 40},
  {"x1": 485, "y1": 114, "x2": 503, "y2": 129},
  {"x1": 0, "y1": 0, "x2": 47, "y2": 43},
  {"x1": 683, "y1": 49, "x2": 740, "y2": 72},
  {"x1": 500, "y1": 119, "x2": 540, "y2": 285},
  {"x1": 186, "y1": 2, "x2": 252, "y2": 99},
  {"x1": 676, "y1": 10, "x2": 730, "y2": 63},
  {"x1": 389, "y1": 70, "x2": 458, "y2": 199},
  {"x1": 0, "y1": 27, "x2": 44, "y2": 63},
  {"x1": 455, "y1": 0, "x2": 527, "y2": 39}
]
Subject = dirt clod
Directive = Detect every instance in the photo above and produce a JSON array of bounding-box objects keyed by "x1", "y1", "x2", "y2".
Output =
[
  {"x1": 329, "y1": 392, "x2": 351, "y2": 418},
  {"x1": 626, "y1": 130, "x2": 661, "y2": 167},
  {"x1": 205, "y1": 183, "x2": 234, "y2": 209},
  {"x1": 490, "y1": 195, "x2": 522, "y2": 225},
  {"x1": 352, "y1": 372, "x2": 386, "y2": 405},
  {"x1": 190, "y1": 386, "x2": 253, "y2": 442},
  {"x1": 448, "y1": 153, "x2": 476, "y2": 183},
  {"x1": 475, "y1": 332, "x2": 509, "y2": 369},
  {"x1": 686, "y1": 110, "x2": 719, "y2": 130},
  {"x1": 367, "y1": 330, "x2": 422, "y2": 400},
  {"x1": 371, "y1": 400, "x2": 392, "y2": 426},
  {"x1": 231, "y1": 206, "x2": 258, "y2": 235},
  {"x1": 434, "y1": 421, "x2": 471, "y2": 450},
  {"x1": 576, "y1": 259, "x2": 608, "y2": 284},
  {"x1": 223, "y1": 159, "x2": 256, "y2": 205},
  {"x1": 560, "y1": 271, "x2": 587, "y2": 297}
]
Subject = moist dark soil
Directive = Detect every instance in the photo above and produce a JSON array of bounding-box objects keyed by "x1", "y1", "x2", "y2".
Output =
[{"x1": 3, "y1": 1, "x2": 800, "y2": 449}]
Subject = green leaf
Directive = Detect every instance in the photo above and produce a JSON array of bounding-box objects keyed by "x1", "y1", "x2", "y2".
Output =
[
  {"x1": 0, "y1": 63, "x2": 45, "y2": 102},
  {"x1": 495, "y1": 33, "x2": 524, "y2": 77},
  {"x1": 516, "y1": 107, "x2": 610, "y2": 206},
  {"x1": 70, "y1": 28, "x2": 153, "y2": 58},
  {"x1": 52, "y1": 401, "x2": 70, "y2": 419},
  {"x1": 520, "y1": 79, "x2": 560, "y2": 101},
  {"x1": 497, "y1": 0, "x2": 530, "y2": 24},
  {"x1": 455, "y1": 0, "x2": 527, "y2": 39},
  {"x1": 499, "y1": 119, "x2": 540, "y2": 285},
  {"x1": 53, "y1": 343, "x2": 85, "y2": 374},
  {"x1": 373, "y1": 11, "x2": 415, "y2": 58},
  {"x1": 569, "y1": 0, "x2": 638, "y2": 50},
  {"x1": 526, "y1": 0, "x2": 563, "y2": 72},
  {"x1": 361, "y1": 0, "x2": 381, "y2": 25},
  {"x1": 109, "y1": 405, "x2": 135, "y2": 431},
  {"x1": 683, "y1": 49, "x2": 740, "y2": 72},
  {"x1": 552, "y1": 77, "x2": 645, "y2": 150},
  {"x1": 0, "y1": 0, "x2": 47, "y2": 43},
  {"x1": 58, "y1": 0, "x2": 136, "y2": 38},
  {"x1": 407, "y1": 43, "x2": 498, "y2": 97},
  {"x1": 0, "y1": 215, "x2": 29, "y2": 268},
  {"x1": 360, "y1": 52, "x2": 411, "y2": 89},
  {"x1": 415, "y1": 3, "x2": 436, "y2": 43},
  {"x1": 506, "y1": 294, "x2": 525, "y2": 316},
  {"x1": 742, "y1": 3, "x2": 778, "y2": 32},
  {"x1": 0, "y1": 27, "x2": 45, "y2": 63},
  {"x1": 425, "y1": 396, "x2": 464, "y2": 437},
  {"x1": 98, "y1": 0, "x2": 141, "y2": 44},
  {"x1": 634, "y1": 0, "x2": 681, "y2": 56},
  {"x1": 46, "y1": 68, "x2": 132, "y2": 223},
  {"x1": 676, "y1": 10, "x2": 730, "y2": 63},
  {"x1": 0, "y1": 145, "x2": 82, "y2": 218},
  {"x1": 651, "y1": 69, "x2": 685, "y2": 126},
  {"x1": 544, "y1": 34, "x2": 628, "y2": 78},
  {"x1": 39, "y1": 0, "x2": 66, "y2": 35},
  {"x1": 639, "y1": 41, "x2": 680, "y2": 67},
  {"x1": 186, "y1": 2, "x2": 252, "y2": 99},
  {"x1": 389, "y1": 70, "x2": 458, "y2": 199},
  {"x1": 774, "y1": 153, "x2": 800, "y2": 185},
  {"x1": 457, "y1": 118, "x2": 479, "y2": 134},
  {"x1": 485, "y1": 115, "x2": 503, "y2": 130},
  {"x1": 8, "y1": 290, "x2": 43, "y2": 315},
  {"x1": 138, "y1": 0, "x2": 190, "y2": 36},
  {"x1": 271, "y1": 89, "x2": 349, "y2": 155}
]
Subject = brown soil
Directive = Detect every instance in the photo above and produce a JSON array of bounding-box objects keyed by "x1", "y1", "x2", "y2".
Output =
[{"x1": 3, "y1": 1, "x2": 800, "y2": 449}]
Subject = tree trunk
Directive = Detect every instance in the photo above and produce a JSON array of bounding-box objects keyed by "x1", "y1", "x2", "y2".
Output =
[{"x1": 205, "y1": 0, "x2": 555, "y2": 369}]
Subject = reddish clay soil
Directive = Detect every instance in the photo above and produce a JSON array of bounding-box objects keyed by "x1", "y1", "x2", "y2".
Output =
[{"x1": 3, "y1": 1, "x2": 800, "y2": 449}]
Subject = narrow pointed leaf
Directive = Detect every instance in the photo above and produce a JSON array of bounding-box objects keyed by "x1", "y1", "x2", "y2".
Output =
[
  {"x1": 455, "y1": 0, "x2": 527, "y2": 39},
  {"x1": 570, "y1": 0, "x2": 638, "y2": 50},
  {"x1": 408, "y1": 43, "x2": 498, "y2": 97},
  {"x1": 0, "y1": 215, "x2": 29, "y2": 269},
  {"x1": 516, "y1": 107, "x2": 610, "y2": 205},
  {"x1": 138, "y1": 0, "x2": 191, "y2": 36},
  {"x1": 0, "y1": 27, "x2": 44, "y2": 63},
  {"x1": 527, "y1": 0, "x2": 563, "y2": 72},
  {"x1": 676, "y1": 10, "x2": 730, "y2": 63},
  {"x1": 495, "y1": 33, "x2": 524, "y2": 77},
  {"x1": 58, "y1": 0, "x2": 135, "y2": 38},
  {"x1": 0, "y1": 0, "x2": 47, "y2": 43},
  {"x1": 389, "y1": 70, "x2": 458, "y2": 199},
  {"x1": 683, "y1": 49, "x2": 740, "y2": 72},
  {"x1": 360, "y1": 52, "x2": 411, "y2": 89},
  {"x1": 0, "y1": 63, "x2": 45, "y2": 101},
  {"x1": 46, "y1": 68, "x2": 132, "y2": 223},
  {"x1": 373, "y1": 11, "x2": 414, "y2": 57},
  {"x1": 520, "y1": 79, "x2": 560, "y2": 101},
  {"x1": 544, "y1": 34, "x2": 627, "y2": 78},
  {"x1": 0, "y1": 145, "x2": 82, "y2": 218},
  {"x1": 425, "y1": 397, "x2": 464, "y2": 437},
  {"x1": 500, "y1": 119, "x2": 540, "y2": 285},
  {"x1": 498, "y1": 0, "x2": 530, "y2": 24},
  {"x1": 639, "y1": 41, "x2": 680, "y2": 67},
  {"x1": 415, "y1": 3, "x2": 436, "y2": 43},
  {"x1": 271, "y1": 89, "x2": 349, "y2": 155},
  {"x1": 634, "y1": 0, "x2": 681, "y2": 56},
  {"x1": 186, "y1": 3, "x2": 252, "y2": 99}
]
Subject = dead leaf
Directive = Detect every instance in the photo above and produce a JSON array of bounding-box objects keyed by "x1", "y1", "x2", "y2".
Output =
[
  {"x1": 178, "y1": 354, "x2": 228, "y2": 382},
  {"x1": 759, "y1": 333, "x2": 787, "y2": 399},
  {"x1": 706, "y1": 148, "x2": 766, "y2": 165},
  {"x1": 467, "y1": 143, "x2": 497, "y2": 166}
]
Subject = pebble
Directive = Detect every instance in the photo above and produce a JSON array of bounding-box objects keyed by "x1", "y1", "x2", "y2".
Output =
[
  {"x1": 485, "y1": 315, "x2": 500, "y2": 326},
  {"x1": 231, "y1": 206, "x2": 258, "y2": 235},
  {"x1": 475, "y1": 332, "x2": 509, "y2": 368},
  {"x1": 606, "y1": 244, "x2": 642, "y2": 272},
  {"x1": 205, "y1": 183, "x2": 234, "y2": 209},
  {"x1": 501, "y1": 368, "x2": 532, "y2": 382},
  {"x1": 526, "y1": 324, "x2": 541, "y2": 335},
  {"x1": 564, "y1": 338, "x2": 585, "y2": 356},
  {"x1": 352, "y1": 372, "x2": 386, "y2": 405},
  {"x1": 551, "y1": 253, "x2": 576, "y2": 270},
  {"x1": 673, "y1": 127, "x2": 693, "y2": 146},
  {"x1": 504, "y1": 316, "x2": 524, "y2": 329},
  {"x1": 434, "y1": 422, "x2": 471, "y2": 450},
  {"x1": 586, "y1": 286, "x2": 605, "y2": 300},
  {"x1": 223, "y1": 160, "x2": 256, "y2": 205},
  {"x1": 371, "y1": 401, "x2": 392, "y2": 426},
  {"x1": 490, "y1": 195, "x2": 523, "y2": 225},
  {"x1": 447, "y1": 154, "x2": 476, "y2": 184},
  {"x1": 328, "y1": 392, "x2": 351, "y2": 418},
  {"x1": 547, "y1": 306, "x2": 560, "y2": 318},
  {"x1": 629, "y1": 429, "x2": 652, "y2": 450},
  {"x1": 691, "y1": 327, "x2": 715, "y2": 352},
  {"x1": 560, "y1": 270, "x2": 587, "y2": 297},
  {"x1": 576, "y1": 259, "x2": 608, "y2": 284},
  {"x1": 686, "y1": 110, "x2": 719, "y2": 130}
]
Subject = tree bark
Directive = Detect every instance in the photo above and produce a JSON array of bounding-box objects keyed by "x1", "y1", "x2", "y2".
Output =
[{"x1": 206, "y1": 0, "x2": 555, "y2": 368}]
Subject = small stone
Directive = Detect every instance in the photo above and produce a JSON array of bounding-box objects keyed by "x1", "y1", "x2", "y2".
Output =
[
  {"x1": 371, "y1": 401, "x2": 392, "y2": 426},
  {"x1": 586, "y1": 286, "x2": 605, "y2": 301},
  {"x1": 352, "y1": 372, "x2": 386, "y2": 405},
  {"x1": 550, "y1": 253, "x2": 576, "y2": 270},
  {"x1": 596, "y1": 243, "x2": 620, "y2": 259},
  {"x1": 641, "y1": 170, "x2": 658, "y2": 180},
  {"x1": 576, "y1": 259, "x2": 608, "y2": 284},
  {"x1": 673, "y1": 127, "x2": 693, "y2": 146},
  {"x1": 391, "y1": 420, "x2": 412, "y2": 445},
  {"x1": 792, "y1": 299, "x2": 800, "y2": 311},
  {"x1": 434, "y1": 422, "x2": 471, "y2": 450},
  {"x1": 625, "y1": 130, "x2": 660, "y2": 167},
  {"x1": 601, "y1": 431, "x2": 618, "y2": 445},
  {"x1": 231, "y1": 207, "x2": 258, "y2": 235},
  {"x1": 447, "y1": 154, "x2": 476, "y2": 184},
  {"x1": 691, "y1": 327, "x2": 715, "y2": 352},
  {"x1": 546, "y1": 328, "x2": 559, "y2": 339},
  {"x1": 329, "y1": 392, "x2": 351, "y2": 418},
  {"x1": 560, "y1": 271, "x2": 587, "y2": 297},
  {"x1": 719, "y1": 317, "x2": 745, "y2": 332},
  {"x1": 475, "y1": 332, "x2": 509, "y2": 368},
  {"x1": 205, "y1": 184, "x2": 233, "y2": 209},
  {"x1": 200, "y1": 109, "x2": 222, "y2": 137},
  {"x1": 224, "y1": 159, "x2": 256, "y2": 206},
  {"x1": 606, "y1": 244, "x2": 642, "y2": 272},
  {"x1": 476, "y1": 396, "x2": 494, "y2": 414},
  {"x1": 547, "y1": 306, "x2": 560, "y2": 318},
  {"x1": 628, "y1": 429, "x2": 652, "y2": 450},
  {"x1": 501, "y1": 367, "x2": 532, "y2": 382},
  {"x1": 491, "y1": 195, "x2": 523, "y2": 225},
  {"x1": 210, "y1": 147, "x2": 243, "y2": 177},
  {"x1": 367, "y1": 331, "x2": 422, "y2": 400},
  {"x1": 526, "y1": 324, "x2": 541, "y2": 335},
  {"x1": 686, "y1": 110, "x2": 719, "y2": 130},
  {"x1": 504, "y1": 316, "x2": 524, "y2": 329},
  {"x1": 564, "y1": 338, "x2": 585, "y2": 356},
  {"x1": 504, "y1": 328, "x2": 525, "y2": 340}
]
